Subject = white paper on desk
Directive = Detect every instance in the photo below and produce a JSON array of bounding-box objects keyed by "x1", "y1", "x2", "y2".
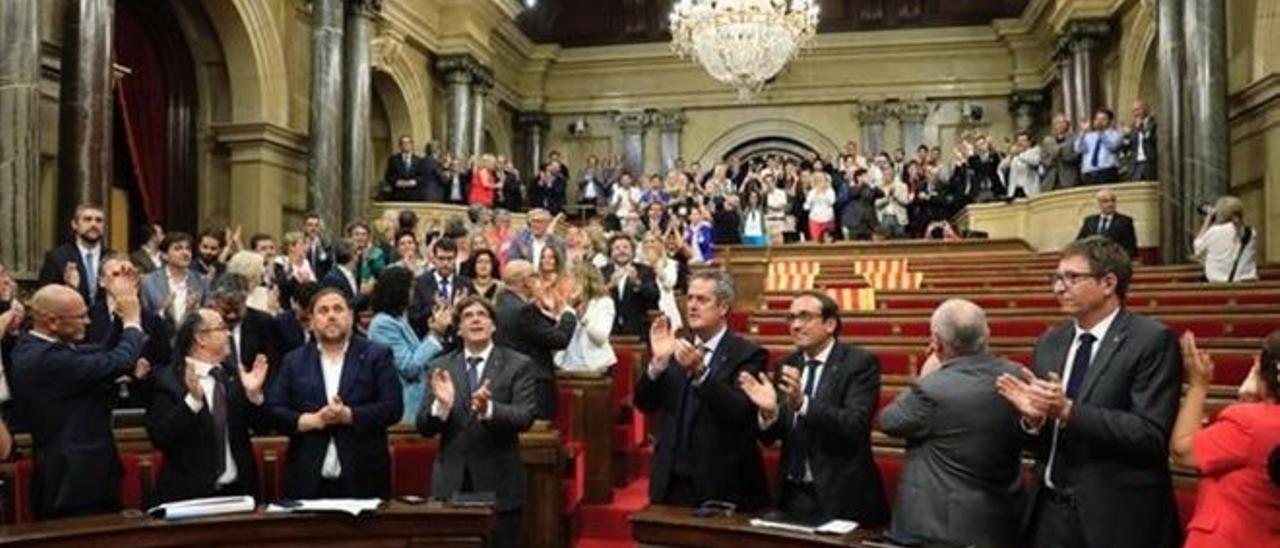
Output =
[
  {"x1": 148, "y1": 495, "x2": 256, "y2": 520},
  {"x1": 266, "y1": 498, "x2": 382, "y2": 517},
  {"x1": 748, "y1": 517, "x2": 859, "y2": 536},
  {"x1": 816, "y1": 519, "x2": 859, "y2": 535}
]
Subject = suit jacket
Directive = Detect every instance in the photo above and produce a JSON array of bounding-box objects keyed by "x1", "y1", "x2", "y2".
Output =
[
  {"x1": 10, "y1": 328, "x2": 145, "y2": 518},
  {"x1": 408, "y1": 270, "x2": 471, "y2": 343},
  {"x1": 505, "y1": 230, "x2": 565, "y2": 266},
  {"x1": 383, "y1": 153, "x2": 429, "y2": 201},
  {"x1": 1024, "y1": 309, "x2": 1182, "y2": 548},
  {"x1": 878, "y1": 353, "x2": 1027, "y2": 548},
  {"x1": 1041, "y1": 133, "x2": 1082, "y2": 191},
  {"x1": 321, "y1": 266, "x2": 359, "y2": 304},
  {"x1": 760, "y1": 343, "x2": 888, "y2": 526},
  {"x1": 231, "y1": 308, "x2": 285, "y2": 389},
  {"x1": 600, "y1": 263, "x2": 660, "y2": 338},
  {"x1": 416, "y1": 346, "x2": 537, "y2": 512},
  {"x1": 140, "y1": 268, "x2": 209, "y2": 327},
  {"x1": 493, "y1": 290, "x2": 576, "y2": 383},
  {"x1": 1123, "y1": 117, "x2": 1158, "y2": 165},
  {"x1": 37, "y1": 242, "x2": 110, "y2": 306},
  {"x1": 85, "y1": 307, "x2": 171, "y2": 409},
  {"x1": 276, "y1": 309, "x2": 310, "y2": 355},
  {"x1": 145, "y1": 359, "x2": 267, "y2": 504},
  {"x1": 634, "y1": 330, "x2": 771, "y2": 510},
  {"x1": 1075, "y1": 213, "x2": 1139, "y2": 259},
  {"x1": 265, "y1": 336, "x2": 403, "y2": 499}
]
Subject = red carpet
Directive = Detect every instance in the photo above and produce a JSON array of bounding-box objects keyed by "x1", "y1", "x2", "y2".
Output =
[{"x1": 574, "y1": 478, "x2": 649, "y2": 547}]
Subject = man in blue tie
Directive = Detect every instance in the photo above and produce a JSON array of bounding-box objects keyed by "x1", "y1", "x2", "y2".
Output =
[
  {"x1": 996, "y1": 236, "x2": 1181, "y2": 548},
  {"x1": 1073, "y1": 108, "x2": 1123, "y2": 185}
]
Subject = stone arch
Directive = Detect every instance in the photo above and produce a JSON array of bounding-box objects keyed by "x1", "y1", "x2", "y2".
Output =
[
  {"x1": 372, "y1": 70, "x2": 414, "y2": 146},
  {"x1": 483, "y1": 101, "x2": 514, "y2": 157},
  {"x1": 372, "y1": 33, "x2": 431, "y2": 145},
  {"x1": 197, "y1": 0, "x2": 289, "y2": 125},
  {"x1": 1116, "y1": 0, "x2": 1156, "y2": 114},
  {"x1": 695, "y1": 118, "x2": 841, "y2": 165}
]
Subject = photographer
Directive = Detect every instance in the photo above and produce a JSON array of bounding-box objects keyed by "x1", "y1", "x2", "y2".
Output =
[{"x1": 1193, "y1": 196, "x2": 1257, "y2": 283}]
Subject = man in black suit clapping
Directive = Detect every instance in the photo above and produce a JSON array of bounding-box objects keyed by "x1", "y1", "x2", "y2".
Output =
[
  {"x1": 600, "y1": 234, "x2": 659, "y2": 338},
  {"x1": 1074, "y1": 189, "x2": 1138, "y2": 260},
  {"x1": 493, "y1": 260, "x2": 575, "y2": 420},
  {"x1": 636, "y1": 271, "x2": 771, "y2": 511}
]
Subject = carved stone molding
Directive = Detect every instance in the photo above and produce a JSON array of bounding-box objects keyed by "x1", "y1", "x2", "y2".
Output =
[
  {"x1": 515, "y1": 111, "x2": 548, "y2": 129},
  {"x1": 345, "y1": 0, "x2": 382, "y2": 18},
  {"x1": 897, "y1": 101, "x2": 929, "y2": 123},
  {"x1": 855, "y1": 101, "x2": 890, "y2": 124},
  {"x1": 651, "y1": 109, "x2": 685, "y2": 132},
  {"x1": 613, "y1": 110, "x2": 650, "y2": 134},
  {"x1": 1057, "y1": 18, "x2": 1111, "y2": 53},
  {"x1": 434, "y1": 53, "x2": 487, "y2": 83}
]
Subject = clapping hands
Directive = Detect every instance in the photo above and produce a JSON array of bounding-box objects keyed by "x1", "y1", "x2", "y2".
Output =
[{"x1": 995, "y1": 369, "x2": 1068, "y2": 424}]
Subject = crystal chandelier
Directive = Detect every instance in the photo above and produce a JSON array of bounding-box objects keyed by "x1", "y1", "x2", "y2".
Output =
[{"x1": 669, "y1": 0, "x2": 820, "y2": 100}]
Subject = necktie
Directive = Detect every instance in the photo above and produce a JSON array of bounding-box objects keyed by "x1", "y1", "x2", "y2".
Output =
[
  {"x1": 465, "y1": 356, "x2": 482, "y2": 398},
  {"x1": 1065, "y1": 333, "x2": 1096, "y2": 399},
  {"x1": 228, "y1": 332, "x2": 241, "y2": 368},
  {"x1": 210, "y1": 367, "x2": 229, "y2": 480},
  {"x1": 1090, "y1": 133, "x2": 1103, "y2": 169},
  {"x1": 1099, "y1": 216, "x2": 1110, "y2": 234},
  {"x1": 785, "y1": 359, "x2": 822, "y2": 481},
  {"x1": 439, "y1": 277, "x2": 450, "y2": 301},
  {"x1": 404, "y1": 154, "x2": 411, "y2": 168},
  {"x1": 84, "y1": 251, "x2": 96, "y2": 301}
]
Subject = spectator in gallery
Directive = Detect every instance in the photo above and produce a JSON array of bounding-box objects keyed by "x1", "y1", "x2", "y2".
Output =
[
  {"x1": 1041, "y1": 114, "x2": 1081, "y2": 191},
  {"x1": 578, "y1": 155, "x2": 607, "y2": 214},
  {"x1": 1122, "y1": 100, "x2": 1157, "y2": 182},
  {"x1": 611, "y1": 173, "x2": 643, "y2": 219},
  {"x1": 740, "y1": 188, "x2": 768, "y2": 246},
  {"x1": 1002, "y1": 131, "x2": 1042, "y2": 199},
  {"x1": 468, "y1": 153, "x2": 501, "y2": 209},
  {"x1": 966, "y1": 136, "x2": 1005, "y2": 202},
  {"x1": 1075, "y1": 108, "x2": 1124, "y2": 185},
  {"x1": 875, "y1": 166, "x2": 911, "y2": 239},
  {"x1": 383, "y1": 134, "x2": 429, "y2": 202},
  {"x1": 1075, "y1": 189, "x2": 1139, "y2": 260},
  {"x1": 711, "y1": 195, "x2": 743, "y2": 247},
  {"x1": 685, "y1": 206, "x2": 714, "y2": 264},
  {"x1": 840, "y1": 168, "x2": 881, "y2": 241},
  {"x1": 1193, "y1": 196, "x2": 1257, "y2": 283},
  {"x1": 496, "y1": 155, "x2": 524, "y2": 212},
  {"x1": 765, "y1": 174, "x2": 791, "y2": 244},
  {"x1": 131, "y1": 223, "x2": 165, "y2": 275},
  {"x1": 1172, "y1": 331, "x2": 1280, "y2": 548},
  {"x1": 804, "y1": 171, "x2": 837, "y2": 242}
]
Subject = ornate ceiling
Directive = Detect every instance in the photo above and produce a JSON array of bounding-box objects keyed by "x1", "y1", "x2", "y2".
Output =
[{"x1": 517, "y1": 0, "x2": 1032, "y2": 47}]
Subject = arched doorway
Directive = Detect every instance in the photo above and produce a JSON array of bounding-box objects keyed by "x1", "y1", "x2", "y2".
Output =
[{"x1": 721, "y1": 136, "x2": 819, "y2": 166}]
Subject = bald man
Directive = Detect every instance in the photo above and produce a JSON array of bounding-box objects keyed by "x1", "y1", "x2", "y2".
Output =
[
  {"x1": 11, "y1": 282, "x2": 151, "y2": 519},
  {"x1": 493, "y1": 259, "x2": 576, "y2": 420},
  {"x1": 1075, "y1": 190, "x2": 1138, "y2": 259},
  {"x1": 1122, "y1": 100, "x2": 1157, "y2": 181}
]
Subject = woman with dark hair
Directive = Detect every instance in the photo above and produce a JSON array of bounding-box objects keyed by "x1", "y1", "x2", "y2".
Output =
[
  {"x1": 1173, "y1": 330, "x2": 1280, "y2": 548},
  {"x1": 367, "y1": 266, "x2": 451, "y2": 423},
  {"x1": 463, "y1": 248, "x2": 502, "y2": 301}
]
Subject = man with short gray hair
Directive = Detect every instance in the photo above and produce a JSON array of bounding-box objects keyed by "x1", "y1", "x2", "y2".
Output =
[{"x1": 878, "y1": 299, "x2": 1026, "y2": 548}]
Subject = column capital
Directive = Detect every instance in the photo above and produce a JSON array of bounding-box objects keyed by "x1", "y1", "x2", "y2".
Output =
[
  {"x1": 613, "y1": 111, "x2": 650, "y2": 134},
  {"x1": 345, "y1": 0, "x2": 382, "y2": 18},
  {"x1": 435, "y1": 53, "x2": 486, "y2": 83},
  {"x1": 856, "y1": 101, "x2": 889, "y2": 124},
  {"x1": 897, "y1": 101, "x2": 929, "y2": 123},
  {"x1": 651, "y1": 109, "x2": 685, "y2": 132},
  {"x1": 1058, "y1": 18, "x2": 1111, "y2": 53},
  {"x1": 1009, "y1": 90, "x2": 1047, "y2": 109},
  {"x1": 514, "y1": 111, "x2": 548, "y2": 129}
]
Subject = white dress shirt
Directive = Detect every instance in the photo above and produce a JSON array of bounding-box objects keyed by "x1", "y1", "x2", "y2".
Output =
[
  {"x1": 183, "y1": 358, "x2": 240, "y2": 487},
  {"x1": 1043, "y1": 306, "x2": 1120, "y2": 489},
  {"x1": 531, "y1": 237, "x2": 547, "y2": 270},
  {"x1": 319, "y1": 343, "x2": 348, "y2": 479}
]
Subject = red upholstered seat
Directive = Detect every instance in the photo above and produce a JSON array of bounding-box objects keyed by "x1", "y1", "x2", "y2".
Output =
[
  {"x1": 390, "y1": 441, "x2": 438, "y2": 497},
  {"x1": 762, "y1": 447, "x2": 781, "y2": 496},
  {"x1": 1213, "y1": 353, "x2": 1254, "y2": 386},
  {"x1": 556, "y1": 388, "x2": 578, "y2": 442},
  {"x1": 119, "y1": 452, "x2": 144, "y2": 509},
  {"x1": 875, "y1": 453, "x2": 903, "y2": 509},
  {"x1": 11, "y1": 459, "x2": 33, "y2": 524},
  {"x1": 875, "y1": 350, "x2": 917, "y2": 376}
]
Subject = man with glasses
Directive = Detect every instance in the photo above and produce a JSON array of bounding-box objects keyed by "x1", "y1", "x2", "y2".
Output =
[
  {"x1": 11, "y1": 277, "x2": 151, "y2": 518},
  {"x1": 146, "y1": 307, "x2": 270, "y2": 503},
  {"x1": 739, "y1": 290, "x2": 888, "y2": 526},
  {"x1": 997, "y1": 236, "x2": 1181, "y2": 547}
]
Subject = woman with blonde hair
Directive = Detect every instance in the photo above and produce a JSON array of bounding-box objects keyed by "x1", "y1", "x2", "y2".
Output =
[
  {"x1": 1194, "y1": 196, "x2": 1257, "y2": 283},
  {"x1": 467, "y1": 153, "x2": 501, "y2": 207},
  {"x1": 225, "y1": 250, "x2": 278, "y2": 314},
  {"x1": 557, "y1": 263, "x2": 616, "y2": 373},
  {"x1": 641, "y1": 232, "x2": 682, "y2": 330}
]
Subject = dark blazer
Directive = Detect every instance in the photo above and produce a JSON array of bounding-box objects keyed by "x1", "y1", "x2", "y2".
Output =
[
  {"x1": 276, "y1": 309, "x2": 310, "y2": 355},
  {"x1": 416, "y1": 346, "x2": 537, "y2": 512},
  {"x1": 1023, "y1": 309, "x2": 1182, "y2": 548},
  {"x1": 232, "y1": 308, "x2": 285, "y2": 388},
  {"x1": 599, "y1": 263, "x2": 659, "y2": 338},
  {"x1": 145, "y1": 359, "x2": 267, "y2": 504},
  {"x1": 635, "y1": 330, "x2": 771, "y2": 510},
  {"x1": 265, "y1": 337, "x2": 403, "y2": 499},
  {"x1": 321, "y1": 267, "x2": 358, "y2": 303},
  {"x1": 878, "y1": 353, "x2": 1027, "y2": 548},
  {"x1": 86, "y1": 307, "x2": 171, "y2": 409},
  {"x1": 492, "y1": 290, "x2": 575, "y2": 418},
  {"x1": 761, "y1": 343, "x2": 888, "y2": 526},
  {"x1": 408, "y1": 270, "x2": 471, "y2": 343},
  {"x1": 1123, "y1": 117, "x2": 1158, "y2": 167},
  {"x1": 37, "y1": 242, "x2": 110, "y2": 305},
  {"x1": 383, "y1": 153, "x2": 429, "y2": 201},
  {"x1": 10, "y1": 328, "x2": 145, "y2": 518},
  {"x1": 1075, "y1": 213, "x2": 1139, "y2": 259}
]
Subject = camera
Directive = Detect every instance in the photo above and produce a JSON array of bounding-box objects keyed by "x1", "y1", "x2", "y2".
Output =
[{"x1": 1198, "y1": 202, "x2": 1214, "y2": 216}]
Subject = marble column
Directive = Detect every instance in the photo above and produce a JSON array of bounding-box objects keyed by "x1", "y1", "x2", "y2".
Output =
[
  {"x1": 1158, "y1": 0, "x2": 1187, "y2": 263},
  {"x1": 614, "y1": 111, "x2": 649, "y2": 177},
  {"x1": 470, "y1": 71, "x2": 493, "y2": 156},
  {"x1": 1065, "y1": 19, "x2": 1110, "y2": 121},
  {"x1": 1009, "y1": 91, "x2": 1046, "y2": 136},
  {"x1": 341, "y1": 0, "x2": 378, "y2": 226},
  {"x1": 514, "y1": 111, "x2": 547, "y2": 180},
  {"x1": 1055, "y1": 43, "x2": 1077, "y2": 124},
  {"x1": 652, "y1": 110, "x2": 685, "y2": 174},
  {"x1": 0, "y1": 0, "x2": 41, "y2": 274},
  {"x1": 435, "y1": 54, "x2": 481, "y2": 161},
  {"x1": 1183, "y1": 0, "x2": 1228, "y2": 204},
  {"x1": 307, "y1": 0, "x2": 344, "y2": 229},
  {"x1": 56, "y1": 0, "x2": 114, "y2": 225},
  {"x1": 897, "y1": 101, "x2": 929, "y2": 153},
  {"x1": 856, "y1": 102, "x2": 889, "y2": 156}
]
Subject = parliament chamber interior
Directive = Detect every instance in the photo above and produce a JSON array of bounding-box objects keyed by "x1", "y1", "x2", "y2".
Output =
[{"x1": 0, "y1": 0, "x2": 1277, "y2": 547}]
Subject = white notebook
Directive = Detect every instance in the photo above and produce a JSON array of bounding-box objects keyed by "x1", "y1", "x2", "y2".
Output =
[
  {"x1": 266, "y1": 498, "x2": 383, "y2": 517},
  {"x1": 148, "y1": 495, "x2": 257, "y2": 520}
]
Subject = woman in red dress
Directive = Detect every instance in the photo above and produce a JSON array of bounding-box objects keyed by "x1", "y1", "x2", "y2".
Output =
[
  {"x1": 467, "y1": 154, "x2": 500, "y2": 207},
  {"x1": 1173, "y1": 331, "x2": 1280, "y2": 548}
]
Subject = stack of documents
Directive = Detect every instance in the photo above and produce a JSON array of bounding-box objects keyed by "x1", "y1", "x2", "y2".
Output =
[
  {"x1": 147, "y1": 496, "x2": 257, "y2": 520},
  {"x1": 266, "y1": 498, "x2": 383, "y2": 517},
  {"x1": 748, "y1": 515, "x2": 859, "y2": 536}
]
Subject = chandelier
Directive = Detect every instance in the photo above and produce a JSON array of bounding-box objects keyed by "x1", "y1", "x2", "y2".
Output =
[{"x1": 669, "y1": 0, "x2": 820, "y2": 100}]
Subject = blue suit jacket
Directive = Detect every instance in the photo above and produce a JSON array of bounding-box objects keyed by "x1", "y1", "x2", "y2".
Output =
[
  {"x1": 367, "y1": 313, "x2": 442, "y2": 423},
  {"x1": 265, "y1": 336, "x2": 403, "y2": 499}
]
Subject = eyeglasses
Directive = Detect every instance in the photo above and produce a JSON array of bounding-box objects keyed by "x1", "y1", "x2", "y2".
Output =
[{"x1": 1049, "y1": 271, "x2": 1101, "y2": 287}]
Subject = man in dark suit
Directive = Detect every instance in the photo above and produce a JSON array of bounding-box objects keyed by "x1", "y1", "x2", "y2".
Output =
[
  {"x1": 320, "y1": 239, "x2": 361, "y2": 303},
  {"x1": 409, "y1": 238, "x2": 469, "y2": 342},
  {"x1": 635, "y1": 271, "x2": 771, "y2": 510},
  {"x1": 739, "y1": 290, "x2": 888, "y2": 526},
  {"x1": 493, "y1": 260, "x2": 575, "y2": 420},
  {"x1": 1122, "y1": 100, "x2": 1157, "y2": 181},
  {"x1": 384, "y1": 135, "x2": 429, "y2": 201},
  {"x1": 600, "y1": 234, "x2": 659, "y2": 337},
  {"x1": 87, "y1": 254, "x2": 171, "y2": 409},
  {"x1": 418, "y1": 296, "x2": 537, "y2": 548},
  {"x1": 11, "y1": 281, "x2": 151, "y2": 518},
  {"x1": 37, "y1": 204, "x2": 110, "y2": 306},
  {"x1": 209, "y1": 274, "x2": 284, "y2": 393},
  {"x1": 1074, "y1": 189, "x2": 1139, "y2": 260},
  {"x1": 266, "y1": 288, "x2": 402, "y2": 498},
  {"x1": 997, "y1": 236, "x2": 1182, "y2": 548},
  {"x1": 878, "y1": 299, "x2": 1026, "y2": 547},
  {"x1": 303, "y1": 213, "x2": 334, "y2": 279},
  {"x1": 146, "y1": 307, "x2": 270, "y2": 504},
  {"x1": 278, "y1": 281, "x2": 321, "y2": 354}
]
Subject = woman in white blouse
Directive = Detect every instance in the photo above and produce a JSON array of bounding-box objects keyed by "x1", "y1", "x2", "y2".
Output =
[
  {"x1": 642, "y1": 232, "x2": 683, "y2": 331},
  {"x1": 557, "y1": 264, "x2": 616, "y2": 373},
  {"x1": 1194, "y1": 196, "x2": 1257, "y2": 283},
  {"x1": 803, "y1": 172, "x2": 837, "y2": 241}
]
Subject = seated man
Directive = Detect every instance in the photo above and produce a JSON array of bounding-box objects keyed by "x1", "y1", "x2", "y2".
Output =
[
  {"x1": 878, "y1": 299, "x2": 1025, "y2": 548},
  {"x1": 418, "y1": 296, "x2": 537, "y2": 548}
]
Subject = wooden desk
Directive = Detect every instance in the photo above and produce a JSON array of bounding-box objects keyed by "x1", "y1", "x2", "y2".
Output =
[
  {"x1": 0, "y1": 502, "x2": 493, "y2": 547},
  {"x1": 631, "y1": 505, "x2": 883, "y2": 548}
]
